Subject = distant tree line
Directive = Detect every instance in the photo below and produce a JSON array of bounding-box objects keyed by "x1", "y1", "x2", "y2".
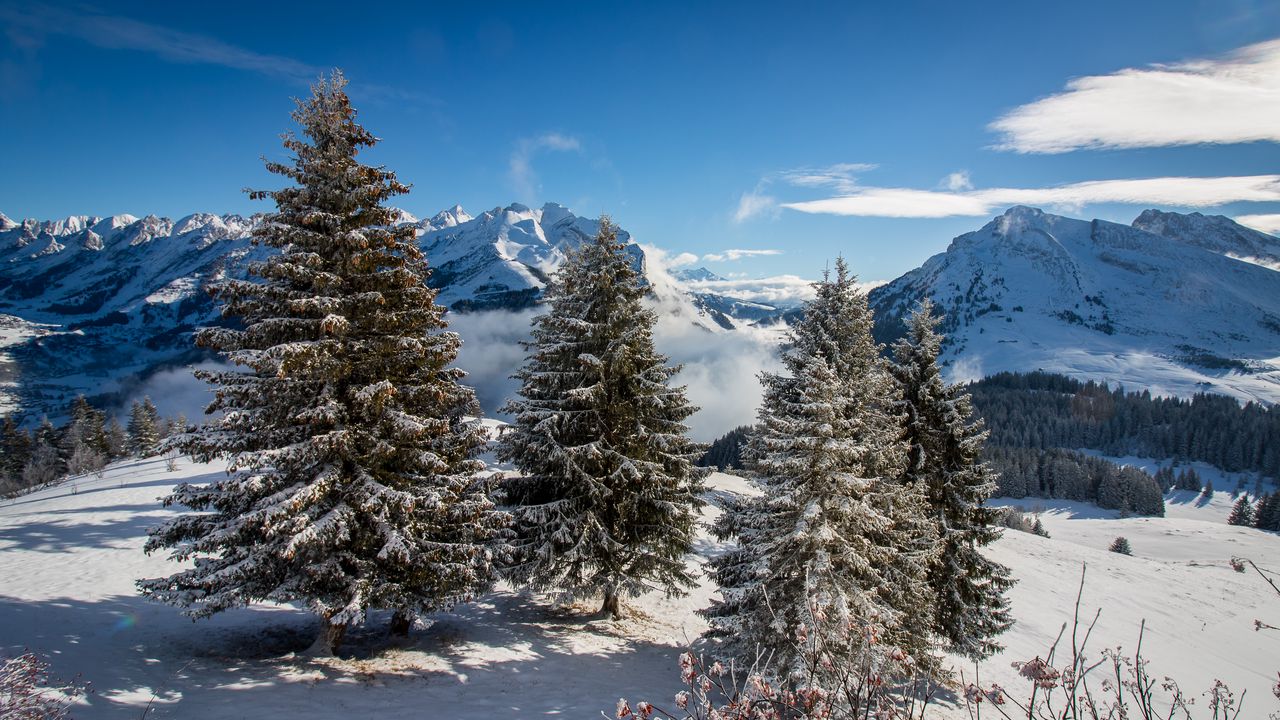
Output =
[
  {"x1": 969, "y1": 371, "x2": 1280, "y2": 477},
  {"x1": 699, "y1": 425, "x2": 751, "y2": 471},
  {"x1": 984, "y1": 446, "x2": 1165, "y2": 516},
  {"x1": 0, "y1": 395, "x2": 184, "y2": 497},
  {"x1": 1227, "y1": 492, "x2": 1280, "y2": 531}
]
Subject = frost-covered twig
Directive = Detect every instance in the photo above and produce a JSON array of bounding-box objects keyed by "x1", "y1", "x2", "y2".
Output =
[
  {"x1": 963, "y1": 563, "x2": 1244, "y2": 720},
  {"x1": 0, "y1": 651, "x2": 89, "y2": 720}
]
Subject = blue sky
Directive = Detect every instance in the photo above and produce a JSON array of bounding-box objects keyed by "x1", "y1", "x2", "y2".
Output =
[{"x1": 2, "y1": 0, "x2": 1279, "y2": 281}]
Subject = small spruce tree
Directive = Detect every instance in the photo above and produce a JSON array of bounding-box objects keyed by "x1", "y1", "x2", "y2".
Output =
[
  {"x1": 0, "y1": 418, "x2": 32, "y2": 482},
  {"x1": 138, "y1": 71, "x2": 508, "y2": 654},
  {"x1": 1227, "y1": 495, "x2": 1255, "y2": 526},
  {"x1": 63, "y1": 395, "x2": 109, "y2": 459},
  {"x1": 1108, "y1": 536, "x2": 1132, "y2": 555},
  {"x1": 703, "y1": 259, "x2": 939, "y2": 678},
  {"x1": 105, "y1": 418, "x2": 128, "y2": 459},
  {"x1": 497, "y1": 217, "x2": 707, "y2": 619},
  {"x1": 1031, "y1": 516, "x2": 1050, "y2": 538},
  {"x1": 127, "y1": 398, "x2": 160, "y2": 457},
  {"x1": 889, "y1": 298, "x2": 1014, "y2": 659}
]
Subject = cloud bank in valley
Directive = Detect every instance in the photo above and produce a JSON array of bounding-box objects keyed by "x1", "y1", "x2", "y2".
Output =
[{"x1": 448, "y1": 306, "x2": 784, "y2": 442}]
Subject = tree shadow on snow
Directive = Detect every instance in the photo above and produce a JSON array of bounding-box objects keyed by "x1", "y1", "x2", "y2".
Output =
[{"x1": 0, "y1": 589, "x2": 694, "y2": 719}]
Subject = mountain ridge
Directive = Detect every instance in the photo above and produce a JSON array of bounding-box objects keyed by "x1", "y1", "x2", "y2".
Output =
[
  {"x1": 0, "y1": 203, "x2": 786, "y2": 418},
  {"x1": 869, "y1": 206, "x2": 1280, "y2": 404}
]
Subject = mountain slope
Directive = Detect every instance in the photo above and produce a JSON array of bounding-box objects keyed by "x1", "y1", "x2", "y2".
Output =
[
  {"x1": 0, "y1": 204, "x2": 771, "y2": 418},
  {"x1": 869, "y1": 206, "x2": 1280, "y2": 403}
]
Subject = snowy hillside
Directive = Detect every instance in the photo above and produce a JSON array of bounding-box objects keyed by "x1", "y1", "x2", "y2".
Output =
[
  {"x1": 1, "y1": 459, "x2": 1276, "y2": 719},
  {"x1": 870, "y1": 206, "x2": 1280, "y2": 404}
]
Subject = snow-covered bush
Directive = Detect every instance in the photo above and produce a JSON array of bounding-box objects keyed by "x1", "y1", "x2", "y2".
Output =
[
  {"x1": 620, "y1": 603, "x2": 938, "y2": 719},
  {"x1": 0, "y1": 652, "x2": 87, "y2": 720},
  {"x1": 1108, "y1": 536, "x2": 1132, "y2": 555}
]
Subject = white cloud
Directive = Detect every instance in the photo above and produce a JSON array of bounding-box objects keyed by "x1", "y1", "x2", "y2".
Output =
[
  {"x1": 786, "y1": 188, "x2": 991, "y2": 218},
  {"x1": 733, "y1": 190, "x2": 777, "y2": 223},
  {"x1": 120, "y1": 361, "x2": 232, "y2": 422},
  {"x1": 667, "y1": 252, "x2": 700, "y2": 267},
  {"x1": 508, "y1": 133, "x2": 583, "y2": 202},
  {"x1": 942, "y1": 171, "x2": 973, "y2": 191},
  {"x1": 990, "y1": 38, "x2": 1280, "y2": 153},
  {"x1": 702, "y1": 248, "x2": 784, "y2": 262},
  {"x1": 1235, "y1": 214, "x2": 1280, "y2": 235},
  {"x1": 449, "y1": 309, "x2": 538, "y2": 418},
  {"x1": 782, "y1": 174, "x2": 1280, "y2": 219},
  {"x1": 779, "y1": 163, "x2": 878, "y2": 193},
  {"x1": 680, "y1": 275, "x2": 818, "y2": 306},
  {"x1": 653, "y1": 320, "x2": 784, "y2": 440},
  {"x1": 734, "y1": 163, "x2": 879, "y2": 223}
]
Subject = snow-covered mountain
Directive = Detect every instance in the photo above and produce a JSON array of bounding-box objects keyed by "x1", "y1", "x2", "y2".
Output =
[
  {"x1": 869, "y1": 206, "x2": 1280, "y2": 403},
  {"x1": 0, "y1": 203, "x2": 777, "y2": 418},
  {"x1": 412, "y1": 202, "x2": 646, "y2": 310},
  {"x1": 674, "y1": 267, "x2": 725, "y2": 282}
]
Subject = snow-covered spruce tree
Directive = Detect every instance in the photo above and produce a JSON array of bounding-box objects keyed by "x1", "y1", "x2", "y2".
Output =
[
  {"x1": 1031, "y1": 516, "x2": 1050, "y2": 538},
  {"x1": 1227, "y1": 495, "x2": 1255, "y2": 526},
  {"x1": 127, "y1": 397, "x2": 160, "y2": 457},
  {"x1": 1108, "y1": 536, "x2": 1132, "y2": 555},
  {"x1": 703, "y1": 258, "x2": 939, "y2": 678},
  {"x1": 138, "y1": 71, "x2": 507, "y2": 654},
  {"x1": 63, "y1": 395, "x2": 109, "y2": 459},
  {"x1": 0, "y1": 418, "x2": 32, "y2": 482},
  {"x1": 496, "y1": 217, "x2": 707, "y2": 619},
  {"x1": 889, "y1": 299, "x2": 1014, "y2": 660}
]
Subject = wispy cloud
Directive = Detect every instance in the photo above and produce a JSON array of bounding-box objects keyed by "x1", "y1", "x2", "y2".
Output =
[
  {"x1": 778, "y1": 163, "x2": 878, "y2": 193},
  {"x1": 0, "y1": 3, "x2": 320, "y2": 82},
  {"x1": 781, "y1": 175, "x2": 1280, "y2": 219},
  {"x1": 703, "y1": 248, "x2": 784, "y2": 262},
  {"x1": 990, "y1": 38, "x2": 1280, "y2": 153},
  {"x1": 941, "y1": 171, "x2": 973, "y2": 191},
  {"x1": 508, "y1": 133, "x2": 582, "y2": 203},
  {"x1": 733, "y1": 189, "x2": 777, "y2": 223},
  {"x1": 667, "y1": 252, "x2": 700, "y2": 267},
  {"x1": 1235, "y1": 214, "x2": 1280, "y2": 235},
  {"x1": 733, "y1": 163, "x2": 879, "y2": 223},
  {"x1": 0, "y1": 3, "x2": 439, "y2": 107}
]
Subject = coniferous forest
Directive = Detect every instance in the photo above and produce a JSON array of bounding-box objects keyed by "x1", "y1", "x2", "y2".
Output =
[{"x1": 969, "y1": 371, "x2": 1280, "y2": 476}]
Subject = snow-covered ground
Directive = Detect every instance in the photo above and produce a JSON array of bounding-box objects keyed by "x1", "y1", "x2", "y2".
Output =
[{"x1": 1, "y1": 459, "x2": 1276, "y2": 718}]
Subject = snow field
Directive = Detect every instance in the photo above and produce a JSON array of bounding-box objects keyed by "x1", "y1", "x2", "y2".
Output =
[{"x1": 0, "y1": 461, "x2": 1276, "y2": 718}]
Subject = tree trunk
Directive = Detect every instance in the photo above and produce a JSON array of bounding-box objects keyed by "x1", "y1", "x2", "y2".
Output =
[
  {"x1": 389, "y1": 609, "x2": 413, "y2": 637},
  {"x1": 304, "y1": 619, "x2": 347, "y2": 657},
  {"x1": 600, "y1": 585, "x2": 623, "y2": 619}
]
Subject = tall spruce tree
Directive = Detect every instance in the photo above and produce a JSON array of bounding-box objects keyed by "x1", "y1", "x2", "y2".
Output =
[
  {"x1": 138, "y1": 72, "x2": 507, "y2": 654},
  {"x1": 703, "y1": 259, "x2": 939, "y2": 677},
  {"x1": 496, "y1": 218, "x2": 707, "y2": 619},
  {"x1": 889, "y1": 299, "x2": 1014, "y2": 659}
]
